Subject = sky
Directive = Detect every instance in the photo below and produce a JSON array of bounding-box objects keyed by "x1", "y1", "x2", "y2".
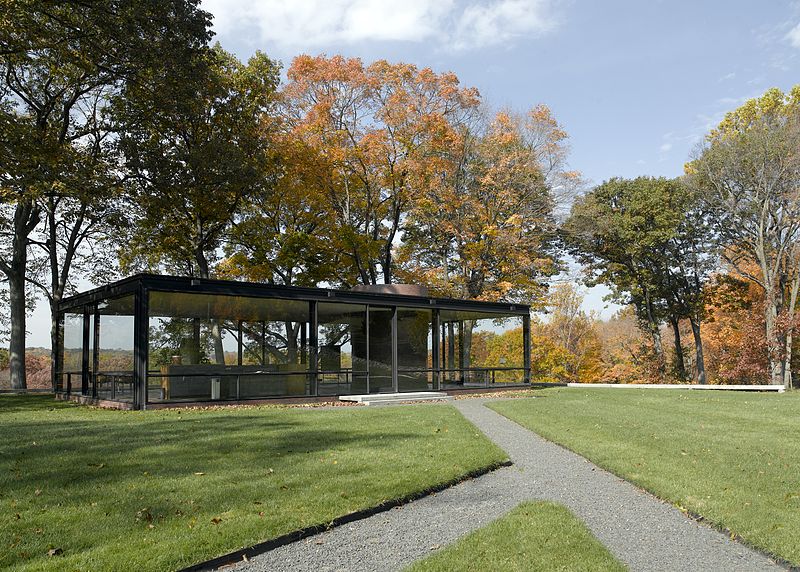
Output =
[{"x1": 24, "y1": 0, "x2": 800, "y2": 346}]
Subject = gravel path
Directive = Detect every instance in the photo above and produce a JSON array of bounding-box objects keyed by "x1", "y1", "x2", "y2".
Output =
[{"x1": 231, "y1": 398, "x2": 783, "y2": 572}]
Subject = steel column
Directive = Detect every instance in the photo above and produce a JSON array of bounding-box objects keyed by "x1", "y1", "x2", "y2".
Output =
[
  {"x1": 523, "y1": 313, "x2": 531, "y2": 384},
  {"x1": 81, "y1": 306, "x2": 90, "y2": 395},
  {"x1": 432, "y1": 309, "x2": 440, "y2": 390},
  {"x1": 133, "y1": 286, "x2": 149, "y2": 410}
]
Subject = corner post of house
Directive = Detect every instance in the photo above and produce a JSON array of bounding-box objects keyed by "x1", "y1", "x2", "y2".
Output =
[
  {"x1": 432, "y1": 308, "x2": 441, "y2": 390},
  {"x1": 92, "y1": 306, "x2": 100, "y2": 398},
  {"x1": 309, "y1": 301, "x2": 318, "y2": 396},
  {"x1": 81, "y1": 305, "x2": 90, "y2": 395},
  {"x1": 523, "y1": 312, "x2": 531, "y2": 384},
  {"x1": 133, "y1": 283, "x2": 149, "y2": 410}
]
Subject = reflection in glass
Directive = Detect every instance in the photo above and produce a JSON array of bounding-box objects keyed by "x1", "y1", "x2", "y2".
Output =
[
  {"x1": 147, "y1": 291, "x2": 311, "y2": 402},
  {"x1": 397, "y1": 308, "x2": 432, "y2": 392},
  {"x1": 96, "y1": 295, "x2": 135, "y2": 402},
  {"x1": 61, "y1": 312, "x2": 83, "y2": 394},
  {"x1": 317, "y1": 303, "x2": 367, "y2": 395},
  {"x1": 367, "y1": 307, "x2": 394, "y2": 393}
]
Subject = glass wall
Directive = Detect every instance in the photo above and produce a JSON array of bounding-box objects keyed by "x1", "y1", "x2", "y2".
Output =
[
  {"x1": 439, "y1": 311, "x2": 525, "y2": 388},
  {"x1": 96, "y1": 296, "x2": 135, "y2": 402},
  {"x1": 147, "y1": 291, "x2": 311, "y2": 403},
  {"x1": 60, "y1": 311, "x2": 84, "y2": 394},
  {"x1": 317, "y1": 302, "x2": 367, "y2": 395},
  {"x1": 367, "y1": 307, "x2": 394, "y2": 393},
  {"x1": 397, "y1": 308, "x2": 433, "y2": 392}
]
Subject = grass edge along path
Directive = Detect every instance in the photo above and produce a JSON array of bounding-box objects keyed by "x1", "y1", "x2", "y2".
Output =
[
  {"x1": 405, "y1": 500, "x2": 626, "y2": 572},
  {"x1": 488, "y1": 388, "x2": 800, "y2": 566},
  {"x1": 0, "y1": 395, "x2": 506, "y2": 572}
]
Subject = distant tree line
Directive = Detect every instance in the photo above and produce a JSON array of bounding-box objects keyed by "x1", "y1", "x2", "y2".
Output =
[{"x1": 3, "y1": 2, "x2": 799, "y2": 390}]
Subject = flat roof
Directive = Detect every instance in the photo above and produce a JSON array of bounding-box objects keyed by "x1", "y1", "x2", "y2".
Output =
[{"x1": 58, "y1": 274, "x2": 530, "y2": 316}]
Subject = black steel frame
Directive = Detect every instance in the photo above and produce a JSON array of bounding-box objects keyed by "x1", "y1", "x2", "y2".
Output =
[{"x1": 55, "y1": 274, "x2": 533, "y2": 410}]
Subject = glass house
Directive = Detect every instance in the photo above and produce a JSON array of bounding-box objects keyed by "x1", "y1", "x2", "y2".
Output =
[{"x1": 55, "y1": 274, "x2": 532, "y2": 409}]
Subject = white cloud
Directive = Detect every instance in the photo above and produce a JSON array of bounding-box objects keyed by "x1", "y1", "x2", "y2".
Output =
[
  {"x1": 659, "y1": 142, "x2": 672, "y2": 153},
  {"x1": 201, "y1": 0, "x2": 560, "y2": 52},
  {"x1": 786, "y1": 22, "x2": 800, "y2": 48},
  {"x1": 452, "y1": 0, "x2": 557, "y2": 50}
]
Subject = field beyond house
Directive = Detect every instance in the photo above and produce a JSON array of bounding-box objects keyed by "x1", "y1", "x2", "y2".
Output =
[
  {"x1": 0, "y1": 396, "x2": 505, "y2": 571},
  {"x1": 490, "y1": 388, "x2": 800, "y2": 565}
]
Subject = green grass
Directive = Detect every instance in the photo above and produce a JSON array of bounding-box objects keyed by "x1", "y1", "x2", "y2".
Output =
[
  {"x1": 489, "y1": 388, "x2": 800, "y2": 565},
  {"x1": 406, "y1": 501, "x2": 626, "y2": 572},
  {"x1": 0, "y1": 396, "x2": 506, "y2": 571}
]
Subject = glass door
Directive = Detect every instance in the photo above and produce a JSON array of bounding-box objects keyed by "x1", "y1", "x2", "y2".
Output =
[{"x1": 368, "y1": 306, "x2": 395, "y2": 393}]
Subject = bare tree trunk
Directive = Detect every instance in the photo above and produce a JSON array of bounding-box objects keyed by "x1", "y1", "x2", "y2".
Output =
[
  {"x1": 689, "y1": 316, "x2": 706, "y2": 385},
  {"x1": 669, "y1": 316, "x2": 687, "y2": 382},
  {"x1": 647, "y1": 321, "x2": 665, "y2": 379},
  {"x1": 8, "y1": 271, "x2": 27, "y2": 390},
  {"x1": 5, "y1": 200, "x2": 41, "y2": 390}
]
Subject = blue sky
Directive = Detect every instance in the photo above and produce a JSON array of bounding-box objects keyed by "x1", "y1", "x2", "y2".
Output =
[{"x1": 25, "y1": 1, "x2": 800, "y2": 345}]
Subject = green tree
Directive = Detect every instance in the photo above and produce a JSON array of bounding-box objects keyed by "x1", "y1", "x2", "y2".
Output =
[
  {"x1": 688, "y1": 86, "x2": 800, "y2": 386},
  {"x1": 116, "y1": 46, "x2": 279, "y2": 279},
  {"x1": 0, "y1": 0, "x2": 211, "y2": 389},
  {"x1": 564, "y1": 177, "x2": 713, "y2": 382}
]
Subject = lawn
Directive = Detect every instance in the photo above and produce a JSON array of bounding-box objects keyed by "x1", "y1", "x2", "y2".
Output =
[
  {"x1": 489, "y1": 388, "x2": 800, "y2": 565},
  {"x1": 406, "y1": 501, "x2": 625, "y2": 572},
  {"x1": 0, "y1": 396, "x2": 506, "y2": 571}
]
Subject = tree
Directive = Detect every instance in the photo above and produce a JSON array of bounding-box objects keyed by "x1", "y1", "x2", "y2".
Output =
[
  {"x1": 564, "y1": 177, "x2": 714, "y2": 382},
  {"x1": 0, "y1": 0, "x2": 212, "y2": 389},
  {"x1": 399, "y1": 106, "x2": 571, "y2": 370},
  {"x1": 702, "y1": 271, "x2": 769, "y2": 384},
  {"x1": 281, "y1": 55, "x2": 481, "y2": 286},
  {"x1": 220, "y1": 132, "x2": 338, "y2": 288},
  {"x1": 540, "y1": 283, "x2": 604, "y2": 382},
  {"x1": 117, "y1": 46, "x2": 279, "y2": 281},
  {"x1": 688, "y1": 87, "x2": 800, "y2": 386},
  {"x1": 401, "y1": 107, "x2": 570, "y2": 303}
]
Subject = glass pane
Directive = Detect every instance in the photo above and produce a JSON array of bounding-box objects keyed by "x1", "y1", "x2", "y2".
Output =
[
  {"x1": 147, "y1": 291, "x2": 310, "y2": 402},
  {"x1": 96, "y1": 295, "x2": 135, "y2": 403},
  {"x1": 368, "y1": 307, "x2": 393, "y2": 393},
  {"x1": 61, "y1": 312, "x2": 83, "y2": 394},
  {"x1": 397, "y1": 308, "x2": 432, "y2": 392},
  {"x1": 439, "y1": 311, "x2": 525, "y2": 388},
  {"x1": 317, "y1": 303, "x2": 367, "y2": 396}
]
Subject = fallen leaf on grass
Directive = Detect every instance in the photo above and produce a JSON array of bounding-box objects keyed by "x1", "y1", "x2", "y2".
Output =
[
  {"x1": 211, "y1": 517, "x2": 222, "y2": 525},
  {"x1": 47, "y1": 548, "x2": 63, "y2": 557}
]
